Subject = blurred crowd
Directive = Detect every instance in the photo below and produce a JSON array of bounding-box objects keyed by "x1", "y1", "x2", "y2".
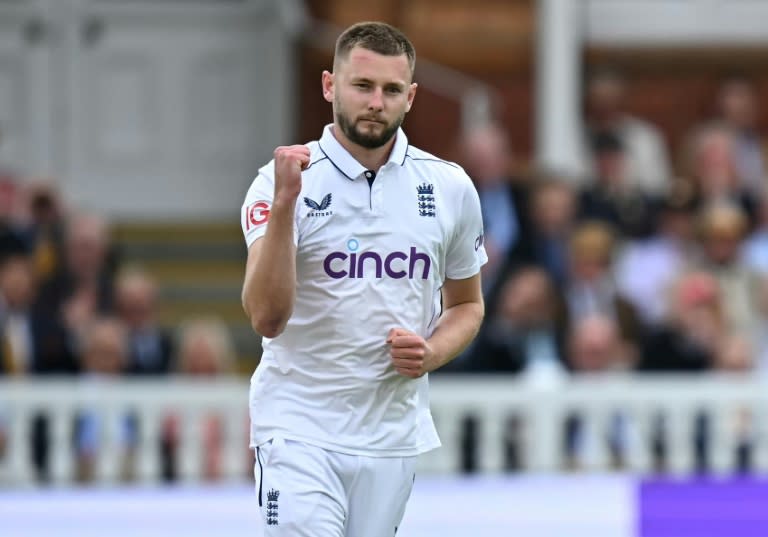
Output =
[
  {"x1": 443, "y1": 71, "x2": 768, "y2": 474},
  {"x1": 2, "y1": 69, "x2": 767, "y2": 481},
  {"x1": 445, "y1": 71, "x2": 768, "y2": 383},
  {"x1": 0, "y1": 164, "x2": 240, "y2": 483}
]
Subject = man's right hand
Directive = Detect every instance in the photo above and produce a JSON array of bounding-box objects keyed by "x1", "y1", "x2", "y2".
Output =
[{"x1": 273, "y1": 145, "x2": 311, "y2": 204}]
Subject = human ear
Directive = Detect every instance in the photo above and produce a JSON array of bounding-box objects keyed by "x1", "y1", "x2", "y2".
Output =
[{"x1": 322, "y1": 70, "x2": 334, "y2": 103}]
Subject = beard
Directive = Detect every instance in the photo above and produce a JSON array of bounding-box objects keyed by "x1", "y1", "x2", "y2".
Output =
[{"x1": 335, "y1": 101, "x2": 405, "y2": 149}]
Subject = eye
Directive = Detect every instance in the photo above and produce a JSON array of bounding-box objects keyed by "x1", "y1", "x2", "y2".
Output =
[{"x1": 385, "y1": 86, "x2": 402, "y2": 94}]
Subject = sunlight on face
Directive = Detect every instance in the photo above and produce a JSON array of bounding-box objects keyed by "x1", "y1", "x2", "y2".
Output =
[{"x1": 332, "y1": 47, "x2": 414, "y2": 149}]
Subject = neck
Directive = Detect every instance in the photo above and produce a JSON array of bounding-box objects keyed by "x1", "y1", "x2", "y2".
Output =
[{"x1": 331, "y1": 125, "x2": 395, "y2": 171}]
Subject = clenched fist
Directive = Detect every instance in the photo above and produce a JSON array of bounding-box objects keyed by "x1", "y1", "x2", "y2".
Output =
[
  {"x1": 387, "y1": 327, "x2": 435, "y2": 378},
  {"x1": 273, "y1": 145, "x2": 311, "y2": 204}
]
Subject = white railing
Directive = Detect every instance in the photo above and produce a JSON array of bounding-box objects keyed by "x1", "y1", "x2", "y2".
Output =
[{"x1": 1, "y1": 374, "x2": 767, "y2": 486}]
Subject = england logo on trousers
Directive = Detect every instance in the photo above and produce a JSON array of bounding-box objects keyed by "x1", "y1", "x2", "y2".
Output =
[{"x1": 266, "y1": 489, "x2": 280, "y2": 525}]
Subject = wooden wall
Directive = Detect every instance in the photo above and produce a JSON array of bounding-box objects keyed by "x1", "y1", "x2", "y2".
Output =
[
  {"x1": 299, "y1": 0, "x2": 768, "y2": 171},
  {"x1": 299, "y1": 0, "x2": 535, "y2": 164}
]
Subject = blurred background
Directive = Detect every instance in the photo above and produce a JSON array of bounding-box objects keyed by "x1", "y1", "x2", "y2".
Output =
[{"x1": 2, "y1": 0, "x2": 768, "y2": 535}]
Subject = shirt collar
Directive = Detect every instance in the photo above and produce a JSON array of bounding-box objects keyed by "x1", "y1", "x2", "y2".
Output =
[{"x1": 317, "y1": 123, "x2": 409, "y2": 181}]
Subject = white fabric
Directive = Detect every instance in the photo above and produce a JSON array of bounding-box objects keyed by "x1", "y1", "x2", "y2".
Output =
[
  {"x1": 241, "y1": 125, "x2": 487, "y2": 457},
  {"x1": 253, "y1": 437, "x2": 417, "y2": 537}
]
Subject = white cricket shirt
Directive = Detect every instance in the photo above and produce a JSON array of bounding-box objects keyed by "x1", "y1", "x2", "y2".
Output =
[{"x1": 241, "y1": 124, "x2": 487, "y2": 456}]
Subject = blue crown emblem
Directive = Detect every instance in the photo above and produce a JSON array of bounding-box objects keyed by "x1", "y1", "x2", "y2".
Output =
[
  {"x1": 267, "y1": 489, "x2": 280, "y2": 502},
  {"x1": 417, "y1": 183, "x2": 434, "y2": 196},
  {"x1": 417, "y1": 182, "x2": 436, "y2": 217}
]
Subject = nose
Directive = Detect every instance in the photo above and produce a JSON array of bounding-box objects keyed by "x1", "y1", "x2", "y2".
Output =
[{"x1": 368, "y1": 87, "x2": 384, "y2": 111}]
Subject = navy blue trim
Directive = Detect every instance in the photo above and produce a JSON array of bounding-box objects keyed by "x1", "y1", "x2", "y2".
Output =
[
  {"x1": 317, "y1": 141, "x2": 356, "y2": 180},
  {"x1": 304, "y1": 156, "x2": 328, "y2": 172},
  {"x1": 256, "y1": 446, "x2": 264, "y2": 507},
  {"x1": 405, "y1": 154, "x2": 459, "y2": 168},
  {"x1": 400, "y1": 144, "x2": 409, "y2": 166}
]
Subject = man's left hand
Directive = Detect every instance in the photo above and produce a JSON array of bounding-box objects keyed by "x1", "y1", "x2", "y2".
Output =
[{"x1": 387, "y1": 327, "x2": 435, "y2": 378}]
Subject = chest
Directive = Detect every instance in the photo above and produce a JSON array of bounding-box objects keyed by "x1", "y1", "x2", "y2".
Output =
[{"x1": 296, "y1": 173, "x2": 450, "y2": 274}]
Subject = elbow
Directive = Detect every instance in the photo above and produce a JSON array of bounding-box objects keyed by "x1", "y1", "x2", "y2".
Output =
[
  {"x1": 241, "y1": 292, "x2": 286, "y2": 338},
  {"x1": 248, "y1": 310, "x2": 289, "y2": 339},
  {"x1": 253, "y1": 319, "x2": 287, "y2": 339},
  {"x1": 241, "y1": 285, "x2": 294, "y2": 338}
]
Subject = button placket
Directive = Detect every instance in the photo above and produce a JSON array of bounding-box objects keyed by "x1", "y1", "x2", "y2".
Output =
[{"x1": 370, "y1": 171, "x2": 384, "y2": 214}]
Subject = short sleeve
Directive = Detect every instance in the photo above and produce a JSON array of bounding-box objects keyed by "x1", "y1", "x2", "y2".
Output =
[
  {"x1": 445, "y1": 178, "x2": 488, "y2": 280},
  {"x1": 241, "y1": 167, "x2": 300, "y2": 248},
  {"x1": 241, "y1": 172, "x2": 275, "y2": 247}
]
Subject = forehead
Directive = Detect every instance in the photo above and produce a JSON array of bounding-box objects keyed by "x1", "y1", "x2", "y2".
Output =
[{"x1": 337, "y1": 46, "x2": 411, "y2": 83}]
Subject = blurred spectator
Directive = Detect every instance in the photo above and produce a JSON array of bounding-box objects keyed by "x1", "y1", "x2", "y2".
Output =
[
  {"x1": 715, "y1": 76, "x2": 766, "y2": 196},
  {"x1": 115, "y1": 267, "x2": 173, "y2": 375},
  {"x1": 0, "y1": 246, "x2": 77, "y2": 375},
  {"x1": 72, "y1": 317, "x2": 136, "y2": 483},
  {"x1": 175, "y1": 318, "x2": 235, "y2": 376},
  {"x1": 25, "y1": 182, "x2": 67, "y2": 281},
  {"x1": 457, "y1": 122, "x2": 530, "y2": 295},
  {"x1": 741, "y1": 192, "x2": 768, "y2": 274},
  {"x1": 579, "y1": 130, "x2": 657, "y2": 239},
  {"x1": 679, "y1": 122, "x2": 758, "y2": 224},
  {"x1": 639, "y1": 271, "x2": 725, "y2": 371},
  {"x1": 468, "y1": 267, "x2": 567, "y2": 384},
  {"x1": 578, "y1": 68, "x2": 671, "y2": 195},
  {"x1": 615, "y1": 181, "x2": 700, "y2": 327},
  {"x1": 161, "y1": 318, "x2": 235, "y2": 482},
  {"x1": 696, "y1": 201, "x2": 757, "y2": 335},
  {"x1": 563, "y1": 221, "x2": 641, "y2": 342},
  {"x1": 526, "y1": 174, "x2": 578, "y2": 286},
  {"x1": 714, "y1": 334, "x2": 753, "y2": 372},
  {"x1": 0, "y1": 247, "x2": 36, "y2": 375},
  {"x1": 566, "y1": 315, "x2": 635, "y2": 373},
  {"x1": 36, "y1": 211, "x2": 117, "y2": 355}
]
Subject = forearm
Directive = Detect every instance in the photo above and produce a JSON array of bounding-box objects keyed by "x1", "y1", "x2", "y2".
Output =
[
  {"x1": 242, "y1": 200, "x2": 297, "y2": 337},
  {"x1": 425, "y1": 301, "x2": 484, "y2": 372}
]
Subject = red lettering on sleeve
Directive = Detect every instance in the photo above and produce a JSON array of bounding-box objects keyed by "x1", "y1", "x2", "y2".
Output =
[{"x1": 246, "y1": 201, "x2": 271, "y2": 230}]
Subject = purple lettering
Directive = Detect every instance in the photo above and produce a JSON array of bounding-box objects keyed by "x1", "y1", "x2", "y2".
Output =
[
  {"x1": 349, "y1": 252, "x2": 357, "y2": 279},
  {"x1": 384, "y1": 251, "x2": 408, "y2": 278},
  {"x1": 323, "y1": 248, "x2": 432, "y2": 280},
  {"x1": 357, "y1": 252, "x2": 383, "y2": 278},
  {"x1": 408, "y1": 247, "x2": 431, "y2": 279},
  {"x1": 323, "y1": 252, "x2": 347, "y2": 278}
]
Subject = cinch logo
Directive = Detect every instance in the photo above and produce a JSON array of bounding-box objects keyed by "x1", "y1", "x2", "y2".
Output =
[{"x1": 323, "y1": 238, "x2": 432, "y2": 280}]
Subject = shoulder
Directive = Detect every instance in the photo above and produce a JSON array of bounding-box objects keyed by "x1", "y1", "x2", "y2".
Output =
[
  {"x1": 404, "y1": 146, "x2": 461, "y2": 171},
  {"x1": 403, "y1": 146, "x2": 474, "y2": 191}
]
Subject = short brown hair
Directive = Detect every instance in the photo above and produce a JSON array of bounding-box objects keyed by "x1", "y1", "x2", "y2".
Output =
[{"x1": 334, "y1": 21, "x2": 416, "y2": 75}]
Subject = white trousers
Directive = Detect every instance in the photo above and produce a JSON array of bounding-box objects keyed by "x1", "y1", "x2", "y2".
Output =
[{"x1": 253, "y1": 437, "x2": 417, "y2": 537}]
